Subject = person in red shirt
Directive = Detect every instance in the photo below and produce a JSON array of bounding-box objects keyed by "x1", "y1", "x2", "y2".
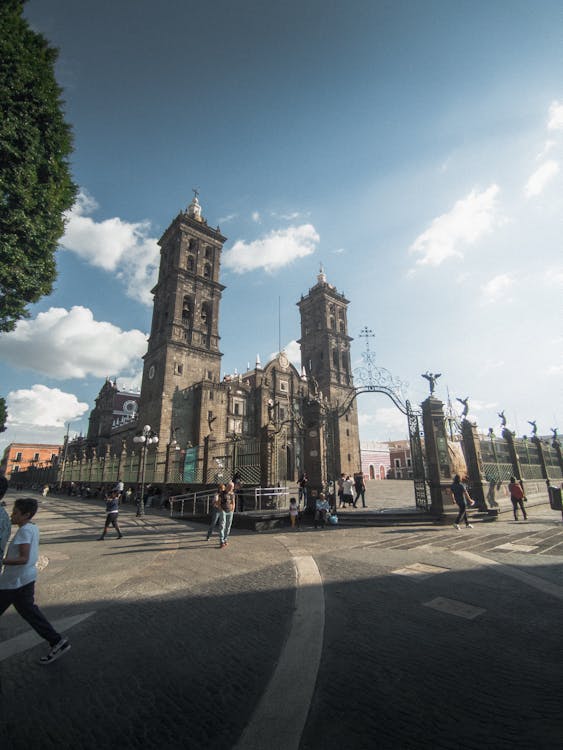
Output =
[{"x1": 508, "y1": 476, "x2": 528, "y2": 521}]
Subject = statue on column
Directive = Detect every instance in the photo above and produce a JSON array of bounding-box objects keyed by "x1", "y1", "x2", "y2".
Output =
[
  {"x1": 527, "y1": 420, "x2": 538, "y2": 437},
  {"x1": 422, "y1": 371, "x2": 441, "y2": 395},
  {"x1": 498, "y1": 410, "x2": 507, "y2": 427},
  {"x1": 456, "y1": 397, "x2": 469, "y2": 418}
]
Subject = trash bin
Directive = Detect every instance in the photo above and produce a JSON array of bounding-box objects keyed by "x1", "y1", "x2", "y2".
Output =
[{"x1": 548, "y1": 485, "x2": 562, "y2": 511}]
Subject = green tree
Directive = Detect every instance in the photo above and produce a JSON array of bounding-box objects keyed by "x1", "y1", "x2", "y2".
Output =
[
  {"x1": 0, "y1": 397, "x2": 6, "y2": 433},
  {"x1": 0, "y1": 0, "x2": 77, "y2": 333}
]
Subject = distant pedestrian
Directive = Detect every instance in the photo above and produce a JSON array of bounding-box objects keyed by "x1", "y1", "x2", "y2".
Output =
[
  {"x1": 233, "y1": 472, "x2": 244, "y2": 512},
  {"x1": 298, "y1": 473, "x2": 308, "y2": 507},
  {"x1": 314, "y1": 493, "x2": 330, "y2": 529},
  {"x1": 207, "y1": 483, "x2": 224, "y2": 540},
  {"x1": 42, "y1": 484, "x2": 49, "y2": 498},
  {"x1": 508, "y1": 477, "x2": 528, "y2": 521},
  {"x1": 342, "y1": 475, "x2": 354, "y2": 507},
  {"x1": 450, "y1": 474, "x2": 474, "y2": 530},
  {"x1": 0, "y1": 473, "x2": 10, "y2": 559},
  {"x1": 219, "y1": 481, "x2": 235, "y2": 549},
  {"x1": 353, "y1": 473, "x2": 366, "y2": 508},
  {"x1": 0, "y1": 497, "x2": 71, "y2": 664},
  {"x1": 289, "y1": 497, "x2": 299, "y2": 529},
  {"x1": 337, "y1": 473, "x2": 345, "y2": 507},
  {"x1": 98, "y1": 491, "x2": 123, "y2": 540}
]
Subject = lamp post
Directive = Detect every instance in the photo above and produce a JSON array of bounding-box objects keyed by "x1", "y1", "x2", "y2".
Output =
[{"x1": 133, "y1": 424, "x2": 159, "y2": 516}]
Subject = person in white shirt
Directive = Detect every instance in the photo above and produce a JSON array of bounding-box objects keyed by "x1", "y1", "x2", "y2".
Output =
[{"x1": 0, "y1": 497, "x2": 71, "y2": 664}]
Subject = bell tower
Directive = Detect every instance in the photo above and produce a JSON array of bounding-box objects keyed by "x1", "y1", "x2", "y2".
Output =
[
  {"x1": 298, "y1": 266, "x2": 361, "y2": 477},
  {"x1": 137, "y1": 192, "x2": 227, "y2": 444}
]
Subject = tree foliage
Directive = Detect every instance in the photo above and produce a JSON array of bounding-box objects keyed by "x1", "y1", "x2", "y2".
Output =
[
  {"x1": 0, "y1": 398, "x2": 6, "y2": 433},
  {"x1": 0, "y1": 0, "x2": 77, "y2": 333}
]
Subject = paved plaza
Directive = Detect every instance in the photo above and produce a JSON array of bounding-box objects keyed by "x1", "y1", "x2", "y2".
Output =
[{"x1": 1, "y1": 487, "x2": 562, "y2": 749}]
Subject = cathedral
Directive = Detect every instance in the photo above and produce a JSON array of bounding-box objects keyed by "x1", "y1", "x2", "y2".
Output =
[{"x1": 85, "y1": 194, "x2": 361, "y2": 490}]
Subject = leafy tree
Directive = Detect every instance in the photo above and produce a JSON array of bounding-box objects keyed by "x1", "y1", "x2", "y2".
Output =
[
  {"x1": 0, "y1": 0, "x2": 77, "y2": 333},
  {"x1": 0, "y1": 398, "x2": 6, "y2": 433}
]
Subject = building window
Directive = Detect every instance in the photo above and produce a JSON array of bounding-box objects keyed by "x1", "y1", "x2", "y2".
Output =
[
  {"x1": 279, "y1": 407, "x2": 286, "y2": 422},
  {"x1": 332, "y1": 350, "x2": 338, "y2": 367},
  {"x1": 228, "y1": 418, "x2": 243, "y2": 434},
  {"x1": 394, "y1": 459, "x2": 401, "y2": 468},
  {"x1": 51, "y1": 454, "x2": 57, "y2": 462},
  {"x1": 12, "y1": 466, "x2": 19, "y2": 473},
  {"x1": 346, "y1": 429, "x2": 349, "y2": 436},
  {"x1": 187, "y1": 255, "x2": 194, "y2": 271},
  {"x1": 174, "y1": 363, "x2": 183, "y2": 375},
  {"x1": 208, "y1": 410, "x2": 213, "y2": 423},
  {"x1": 16, "y1": 452, "x2": 23, "y2": 462},
  {"x1": 209, "y1": 390, "x2": 214, "y2": 401},
  {"x1": 347, "y1": 453, "x2": 351, "y2": 462},
  {"x1": 407, "y1": 458, "x2": 412, "y2": 468},
  {"x1": 279, "y1": 380, "x2": 288, "y2": 392},
  {"x1": 203, "y1": 263, "x2": 211, "y2": 279},
  {"x1": 233, "y1": 399, "x2": 244, "y2": 416},
  {"x1": 205, "y1": 246, "x2": 212, "y2": 259}
]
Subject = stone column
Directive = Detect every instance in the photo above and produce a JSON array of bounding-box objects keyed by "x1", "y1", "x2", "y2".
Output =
[
  {"x1": 301, "y1": 399, "x2": 326, "y2": 501},
  {"x1": 202, "y1": 434, "x2": 215, "y2": 485},
  {"x1": 460, "y1": 419, "x2": 488, "y2": 510},
  {"x1": 421, "y1": 395, "x2": 454, "y2": 516},
  {"x1": 260, "y1": 423, "x2": 277, "y2": 488},
  {"x1": 502, "y1": 428, "x2": 523, "y2": 481}
]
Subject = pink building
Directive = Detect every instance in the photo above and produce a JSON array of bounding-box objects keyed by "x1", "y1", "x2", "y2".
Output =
[{"x1": 360, "y1": 441, "x2": 391, "y2": 480}]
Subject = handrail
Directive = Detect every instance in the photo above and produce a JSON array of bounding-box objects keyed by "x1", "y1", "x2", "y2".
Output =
[{"x1": 169, "y1": 486, "x2": 290, "y2": 516}]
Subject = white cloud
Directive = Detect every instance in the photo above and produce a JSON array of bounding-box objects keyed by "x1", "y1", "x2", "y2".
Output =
[
  {"x1": 524, "y1": 160, "x2": 560, "y2": 197},
  {"x1": 285, "y1": 340, "x2": 301, "y2": 369},
  {"x1": 0, "y1": 306, "x2": 147, "y2": 379},
  {"x1": 116, "y1": 370, "x2": 143, "y2": 392},
  {"x1": 409, "y1": 185, "x2": 502, "y2": 267},
  {"x1": 218, "y1": 212, "x2": 238, "y2": 224},
  {"x1": 6, "y1": 385, "x2": 89, "y2": 428},
  {"x1": 61, "y1": 189, "x2": 160, "y2": 305},
  {"x1": 332, "y1": 247, "x2": 346, "y2": 255},
  {"x1": 358, "y1": 407, "x2": 408, "y2": 440},
  {"x1": 223, "y1": 224, "x2": 319, "y2": 274},
  {"x1": 543, "y1": 265, "x2": 563, "y2": 288},
  {"x1": 251, "y1": 211, "x2": 261, "y2": 223},
  {"x1": 480, "y1": 274, "x2": 514, "y2": 304},
  {"x1": 547, "y1": 100, "x2": 563, "y2": 131}
]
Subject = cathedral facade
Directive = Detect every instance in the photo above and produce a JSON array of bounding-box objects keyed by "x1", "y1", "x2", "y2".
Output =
[{"x1": 85, "y1": 194, "x2": 361, "y2": 489}]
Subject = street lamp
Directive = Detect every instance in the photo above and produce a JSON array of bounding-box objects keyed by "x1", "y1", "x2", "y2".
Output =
[{"x1": 133, "y1": 424, "x2": 159, "y2": 516}]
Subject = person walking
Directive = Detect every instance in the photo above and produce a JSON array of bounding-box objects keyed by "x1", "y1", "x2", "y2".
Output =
[
  {"x1": 289, "y1": 497, "x2": 299, "y2": 530},
  {"x1": 508, "y1": 476, "x2": 528, "y2": 521},
  {"x1": 206, "y1": 483, "x2": 224, "y2": 540},
  {"x1": 353, "y1": 473, "x2": 366, "y2": 508},
  {"x1": 342, "y1": 475, "x2": 354, "y2": 507},
  {"x1": 97, "y1": 490, "x2": 123, "y2": 540},
  {"x1": 298, "y1": 473, "x2": 308, "y2": 508},
  {"x1": 219, "y1": 481, "x2": 235, "y2": 549},
  {"x1": 450, "y1": 474, "x2": 474, "y2": 530},
  {"x1": 0, "y1": 497, "x2": 71, "y2": 664}
]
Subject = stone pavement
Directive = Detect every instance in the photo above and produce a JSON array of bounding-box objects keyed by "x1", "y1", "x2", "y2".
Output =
[{"x1": 1, "y1": 490, "x2": 562, "y2": 749}]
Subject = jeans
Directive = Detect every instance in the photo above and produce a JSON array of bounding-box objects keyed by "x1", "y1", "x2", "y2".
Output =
[
  {"x1": 207, "y1": 507, "x2": 221, "y2": 538},
  {"x1": 220, "y1": 510, "x2": 234, "y2": 544},
  {"x1": 511, "y1": 496, "x2": 527, "y2": 520},
  {"x1": 455, "y1": 501, "x2": 469, "y2": 526},
  {"x1": 0, "y1": 581, "x2": 61, "y2": 646}
]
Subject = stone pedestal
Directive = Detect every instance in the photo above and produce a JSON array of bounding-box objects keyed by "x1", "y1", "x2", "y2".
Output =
[
  {"x1": 460, "y1": 419, "x2": 488, "y2": 511},
  {"x1": 421, "y1": 396, "x2": 454, "y2": 516}
]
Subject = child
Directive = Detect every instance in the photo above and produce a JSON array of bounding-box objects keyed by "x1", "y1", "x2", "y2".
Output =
[
  {"x1": 289, "y1": 497, "x2": 299, "y2": 529},
  {"x1": 0, "y1": 497, "x2": 71, "y2": 664}
]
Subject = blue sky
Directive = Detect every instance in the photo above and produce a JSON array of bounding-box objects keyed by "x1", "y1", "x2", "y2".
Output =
[{"x1": 1, "y1": 0, "x2": 562, "y2": 452}]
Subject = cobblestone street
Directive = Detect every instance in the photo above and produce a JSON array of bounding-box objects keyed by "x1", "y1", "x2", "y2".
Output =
[{"x1": 1, "y1": 490, "x2": 562, "y2": 749}]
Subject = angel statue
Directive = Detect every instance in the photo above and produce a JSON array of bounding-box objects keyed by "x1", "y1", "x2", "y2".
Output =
[
  {"x1": 456, "y1": 397, "x2": 469, "y2": 418},
  {"x1": 527, "y1": 420, "x2": 538, "y2": 436},
  {"x1": 422, "y1": 371, "x2": 441, "y2": 395},
  {"x1": 498, "y1": 410, "x2": 507, "y2": 427}
]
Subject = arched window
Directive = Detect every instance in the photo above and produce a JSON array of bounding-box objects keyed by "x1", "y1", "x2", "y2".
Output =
[
  {"x1": 329, "y1": 316, "x2": 336, "y2": 329},
  {"x1": 187, "y1": 255, "x2": 194, "y2": 271},
  {"x1": 205, "y1": 246, "x2": 213, "y2": 259},
  {"x1": 182, "y1": 296, "x2": 193, "y2": 326},
  {"x1": 332, "y1": 350, "x2": 338, "y2": 367},
  {"x1": 203, "y1": 263, "x2": 211, "y2": 279},
  {"x1": 201, "y1": 302, "x2": 211, "y2": 327}
]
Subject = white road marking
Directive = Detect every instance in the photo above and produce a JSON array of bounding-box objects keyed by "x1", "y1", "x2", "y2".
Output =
[
  {"x1": 454, "y1": 550, "x2": 563, "y2": 601},
  {"x1": 0, "y1": 612, "x2": 95, "y2": 662},
  {"x1": 392, "y1": 562, "x2": 450, "y2": 579},
  {"x1": 493, "y1": 542, "x2": 538, "y2": 553},
  {"x1": 423, "y1": 596, "x2": 485, "y2": 620},
  {"x1": 235, "y1": 550, "x2": 324, "y2": 750}
]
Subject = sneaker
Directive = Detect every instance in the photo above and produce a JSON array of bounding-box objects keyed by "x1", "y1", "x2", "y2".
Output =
[
  {"x1": 40, "y1": 638, "x2": 71, "y2": 665},
  {"x1": 118, "y1": 534, "x2": 123, "y2": 539},
  {"x1": 97, "y1": 536, "x2": 105, "y2": 541},
  {"x1": 454, "y1": 524, "x2": 461, "y2": 530},
  {"x1": 466, "y1": 524, "x2": 473, "y2": 529}
]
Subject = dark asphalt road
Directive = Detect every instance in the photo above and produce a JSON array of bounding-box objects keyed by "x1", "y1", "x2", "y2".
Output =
[{"x1": 1, "y1": 492, "x2": 562, "y2": 749}]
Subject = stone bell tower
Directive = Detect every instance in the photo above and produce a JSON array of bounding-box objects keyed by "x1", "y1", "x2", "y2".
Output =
[
  {"x1": 136, "y1": 192, "x2": 227, "y2": 445},
  {"x1": 297, "y1": 266, "x2": 361, "y2": 478}
]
